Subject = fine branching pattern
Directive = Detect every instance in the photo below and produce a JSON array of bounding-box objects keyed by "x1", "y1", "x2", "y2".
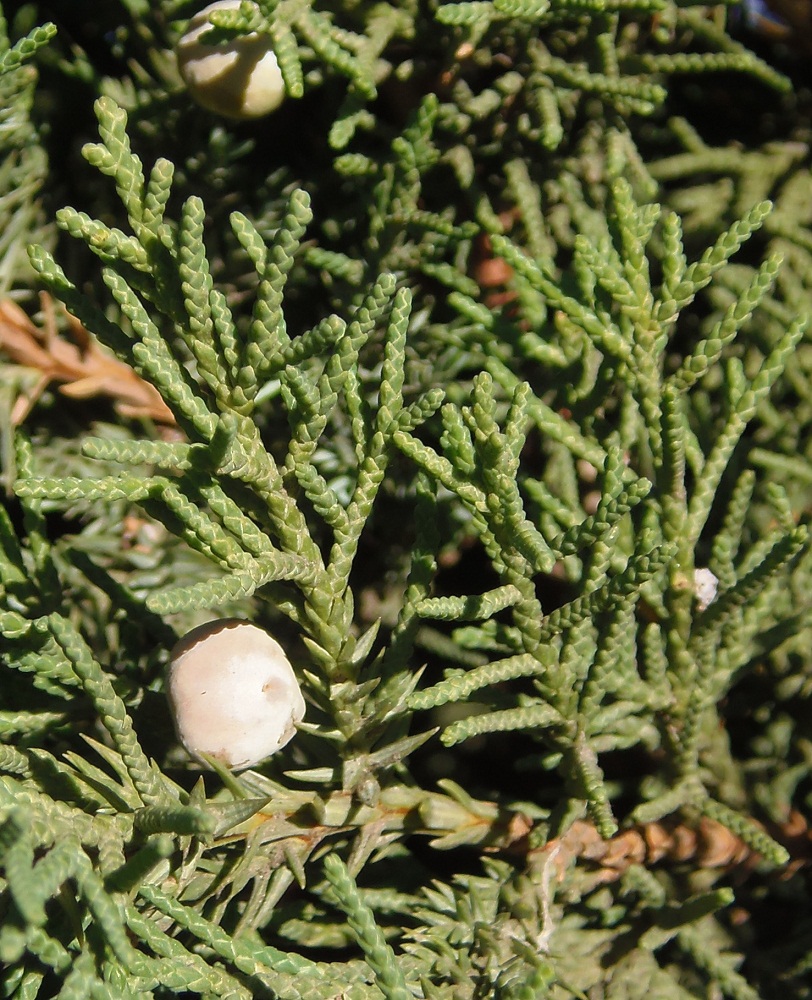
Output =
[{"x1": 1, "y1": 1, "x2": 811, "y2": 998}]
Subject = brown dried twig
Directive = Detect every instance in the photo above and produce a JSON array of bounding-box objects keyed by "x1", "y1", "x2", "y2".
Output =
[{"x1": 532, "y1": 809, "x2": 812, "y2": 887}]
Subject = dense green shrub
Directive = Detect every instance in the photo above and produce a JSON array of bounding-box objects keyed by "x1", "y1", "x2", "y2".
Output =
[{"x1": 1, "y1": 2, "x2": 811, "y2": 997}]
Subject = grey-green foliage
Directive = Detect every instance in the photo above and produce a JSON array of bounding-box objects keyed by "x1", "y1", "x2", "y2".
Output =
[
  {"x1": 406, "y1": 168, "x2": 806, "y2": 850},
  {"x1": 1, "y1": 2, "x2": 812, "y2": 999},
  {"x1": 22, "y1": 96, "x2": 434, "y2": 774},
  {"x1": 650, "y1": 116, "x2": 812, "y2": 519},
  {"x1": 0, "y1": 12, "x2": 55, "y2": 295},
  {"x1": 1, "y1": 89, "x2": 805, "y2": 998}
]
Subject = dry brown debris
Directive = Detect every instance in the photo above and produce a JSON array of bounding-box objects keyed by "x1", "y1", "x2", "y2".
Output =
[
  {"x1": 534, "y1": 810, "x2": 812, "y2": 887},
  {"x1": 0, "y1": 295, "x2": 175, "y2": 425}
]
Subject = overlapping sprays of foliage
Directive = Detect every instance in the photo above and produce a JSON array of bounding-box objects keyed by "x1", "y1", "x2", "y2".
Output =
[{"x1": 1, "y1": 2, "x2": 811, "y2": 998}]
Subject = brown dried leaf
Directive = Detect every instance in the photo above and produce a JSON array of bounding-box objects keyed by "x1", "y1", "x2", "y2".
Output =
[
  {"x1": 0, "y1": 295, "x2": 175, "y2": 425},
  {"x1": 643, "y1": 821, "x2": 674, "y2": 864}
]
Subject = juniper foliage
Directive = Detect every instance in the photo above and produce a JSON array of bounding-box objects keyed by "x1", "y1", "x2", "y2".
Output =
[{"x1": 1, "y1": 1, "x2": 812, "y2": 998}]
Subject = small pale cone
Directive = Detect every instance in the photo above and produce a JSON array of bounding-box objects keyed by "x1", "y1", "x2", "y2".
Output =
[
  {"x1": 693, "y1": 567, "x2": 719, "y2": 612},
  {"x1": 167, "y1": 618, "x2": 305, "y2": 770},
  {"x1": 177, "y1": 1, "x2": 286, "y2": 119}
]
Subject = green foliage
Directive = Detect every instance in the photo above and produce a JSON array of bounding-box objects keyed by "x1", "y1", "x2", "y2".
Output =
[
  {"x1": 2, "y1": 0, "x2": 812, "y2": 997},
  {"x1": 0, "y1": 12, "x2": 54, "y2": 296}
]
